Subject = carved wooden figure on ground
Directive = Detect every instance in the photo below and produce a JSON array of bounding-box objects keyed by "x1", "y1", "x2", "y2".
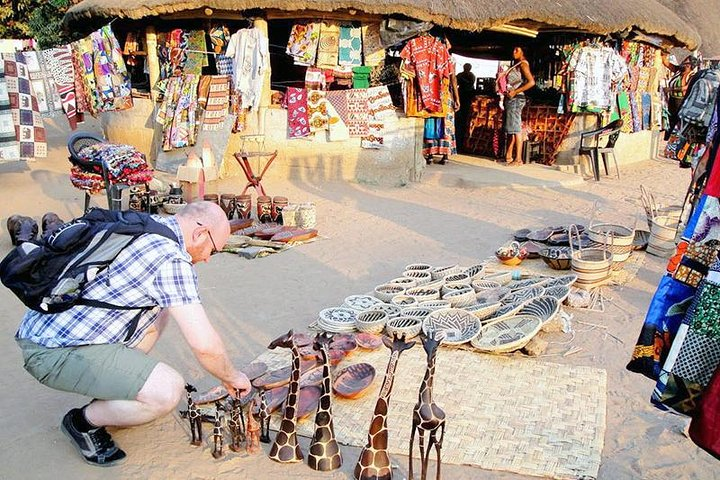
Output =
[
  {"x1": 246, "y1": 397, "x2": 261, "y2": 455},
  {"x1": 227, "y1": 390, "x2": 246, "y2": 452},
  {"x1": 268, "y1": 329, "x2": 304, "y2": 463},
  {"x1": 307, "y1": 332, "x2": 343, "y2": 471},
  {"x1": 354, "y1": 333, "x2": 416, "y2": 480},
  {"x1": 258, "y1": 389, "x2": 271, "y2": 443},
  {"x1": 212, "y1": 401, "x2": 225, "y2": 459},
  {"x1": 409, "y1": 332, "x2": 446, "y2": 480},
  {"x1": 185, "y1": 384, "x2": 202, "y2": 446}
]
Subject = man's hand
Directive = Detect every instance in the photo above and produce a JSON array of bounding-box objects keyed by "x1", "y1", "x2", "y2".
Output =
[{"x1": 224, "y1": 371, "x2": 251, "y2": 399}]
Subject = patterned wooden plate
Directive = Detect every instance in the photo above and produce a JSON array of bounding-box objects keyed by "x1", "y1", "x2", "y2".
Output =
[
  {"x1": 333, "y1": 363, "x2": 376, "y2": 399},
  {"x1": 354, "y1": 332, "x2": 383, "y2": 350},
  {"x1": 297, "y1": 386, "x2": 323, "y2": 420}
]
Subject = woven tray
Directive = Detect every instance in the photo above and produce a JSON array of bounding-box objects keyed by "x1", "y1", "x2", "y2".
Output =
[
  {"x1": 422, "y1": 308, "x2": 481, "y2": 346},
  {"x1": 471, "y1": 314, "x2": 543, "y2": 353}
]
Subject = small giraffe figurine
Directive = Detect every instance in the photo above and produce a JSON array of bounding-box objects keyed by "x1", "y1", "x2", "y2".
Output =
[
  {"x1": 307, "y1": 332, "x2": 343, "y2": 471},
  {"x1": 211, "y1": 401, "x2": 225, "y2": 459},
  {"x1": 185, "y1": 384, "x2": 202, "y2": 446},
  {"x1": 409, "y1": 332, "x2": 447, "y2": 480},
  {"x1": 268, "y1": 329, "x2": 304, "y2": 463},
  {"x1": 258, "y1": 389, "x2": 271, "y2": 443},
  {"x1": 227, "y1": 390, "x2": 246, "y2": 452},
  {"x1": 354, "y1": 333, "x2": 416, "y2": 480},
  {"x1": 246, "y1": 397, "x2": 261, "y2": 455}
]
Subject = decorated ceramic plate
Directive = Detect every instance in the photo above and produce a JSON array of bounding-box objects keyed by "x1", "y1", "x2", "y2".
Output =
[
  {"x1": 318, "y1": 307, "x2": 357, "y2": 325},
  {"x1": 333, "y1": 363, "x2": 376, "y2": 399},
  {"x1": 422, "y1": 308, "x2": 481, "y2": 345},
  {"x1": 517, "y1": 296, "x2": 560, "y2": 324},
  {"x1": 471, "y1": 315, "x2": 542, "y2": 353},
  {"x1": 343, "y1": 294, "x2": 383, "y2": 312}
]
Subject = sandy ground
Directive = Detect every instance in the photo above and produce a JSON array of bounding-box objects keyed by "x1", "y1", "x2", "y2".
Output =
[{"x1": 0, "y1": 119, "x2": 718, "y2": 480}]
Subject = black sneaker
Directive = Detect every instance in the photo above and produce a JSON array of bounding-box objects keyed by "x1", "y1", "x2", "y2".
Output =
[{"x1": 60, "y1": 409, "x2": 127, "y2": 467}]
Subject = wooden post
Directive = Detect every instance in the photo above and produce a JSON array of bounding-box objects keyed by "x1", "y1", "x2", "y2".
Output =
[{"x1": 145, "y1": 26, "x2": 160, "y2": 102}]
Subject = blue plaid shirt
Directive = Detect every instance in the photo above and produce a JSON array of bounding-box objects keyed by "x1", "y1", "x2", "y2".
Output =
[{"x1": 16, "y1": 216, "x2": 201, "y2": 348}]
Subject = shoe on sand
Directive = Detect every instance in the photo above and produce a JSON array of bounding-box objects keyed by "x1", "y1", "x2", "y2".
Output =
[{"x1": 60, "y1": 409, "x2": 127, "y2": 467}]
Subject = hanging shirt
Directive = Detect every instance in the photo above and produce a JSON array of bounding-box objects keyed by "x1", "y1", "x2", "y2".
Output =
[
  {"x1": 399, "y1": 36, "x2": 451, "y2": 113},
  {"x1": 568, "y1": 45, "x2": 628, "y2": 112},
  {"x1": 225, "y1": 27, "x2": 269, "y2": 111}
]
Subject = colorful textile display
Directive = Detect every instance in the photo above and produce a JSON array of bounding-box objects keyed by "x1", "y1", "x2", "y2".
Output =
[
  {"x1": 422, "y1": 96, "x2": 457, "y2": 156},
  {"x1": 333, "y1": 66, "x2": 353, "y2": 88},
  {"x1": 70, "y1": 143, "x2": 153, "y2": 194},
  {"x1": 158, "y1": 29, "x2": 188, "y2": 80},
  {"x1": 568, "y1": 45, "x2": 628, "y2": 112},
  {"x1": 198, "y1": 75, "x2": 230, "y2": 131},
  {"x1": 326, "y1": 90, "x2": 350, "y2": 125},
  {"x1": 362, "y1": 23, "x2": 385, "y2": 67},
  {"x1": 69, "y1": 41, "x2": 90, "y2": 118},
  {"x1": 689, "y1": 364, "x2": 720, "y2": 459},
  {"x1": 72, "y1": 37, "x2": 99, "y2": 116},
  {"x1": 307, "y1": 90, "x2": 329, "y2": 133},
  {"x1": 155, "y1": 74, "x2": 200, "y2": 150},
  {"x1": 305, "y1": 67, "x2": 326, "y2": 90},
  {"x1": 2, "y1": 53, "x2": 47, "y2": 159},
  {"x1": 641, "y1": 93, "x2": 652, "y2": 130},
  {"x1": 184, "y1": 30, "x2": 209, "y2": 75},
  {"x1": 352, "y1": 66, "x2": 372, "y2": 89},
  {"x1": 22, "y1": 51, "x2": 62, "y2": 116},
  {"x1": 629, "y1": 94, "x2": 642, "y2": 132},
  {"x1": 338, "y1": 25, "x2": 362, "y2": 66},
  {"x1": 209, "y1": 26, "x2": 231, "y2": 55},
  {"x1": 0, "y1": 58, "x2": 19, "y2": 161},
  {"x1": 91, "y1": 25, "x2": 133, "y2": 112},
  {"x1": 361, "y1": 121, "x2": 384, "y2": 149},
  {"x1": 286, "y1": 23, "x2": 320, "y2": 66},
  {"x1": 285, "y1": 87, "x2": 310, "y2": 138},
  {"x1": 617, "y1": 92, "x2": 633, "y2": 133},
  {"x1": 41, "y1": 46, "x2": 80, "y2": 129},
  {"x1": 327, "y1": 101, "x2": 349, "y2": 142},
  {"x1": 345, "y1": 89, "x2": 369, "y2": 137},
  {"x1": 400, "y1": 35, "x2": 451, "y2": 114},
  {"x1": 316, "y1": 22, "x2": 340, "y2": 68},
  {"x1": 367, "y1": 86, "x2": 395, "y2": 119},
  {"x1": 226, "y1": 27, "x2": 269, "y2": 110}
]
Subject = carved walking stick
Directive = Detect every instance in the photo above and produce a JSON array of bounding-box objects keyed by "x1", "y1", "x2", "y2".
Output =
[
  {"x1": 185, "y1": 384, "x2": 203, "y2": 446},
  {"x1": 354, "y1": 333, "x2": 416, "y2": 480},
  {"x1": 409, "y1": 332, "x2": 446, "y2": 480}
]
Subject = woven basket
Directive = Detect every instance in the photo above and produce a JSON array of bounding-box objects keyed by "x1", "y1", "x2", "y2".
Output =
[
  {"x1": 405, "y1": 286, "x2": 441, "y2": 302},
  {"x1": 501, "y1": 286, "x2": 545, "y2": 306},
  {"x1": 343, "y1": 294, "x2": 383, "y2": 312},
  {"x1": 483, "y1": 271, "x2": 513, "y2": 285},
  {"x1": 471, "y1": 314, "x2": 543, "y2": 353},
  {"x1": 374, "y1": 284, "x2": 406, "y2": 302},
  {"x1": 464, "y1": 301, "x2": 502, "y2": 320},
  {"x1": 471, "y1": 279, "x2": 502, "y2": 292},
  {"x1": 569, "y1": 225, "x2": 611, "y2": 287},
  {"x1": 431, "y1": 264, "x2": 461, "y2": 281},
  {"x1": 385, "y1": 316, "x2": 423, "y2": 339},
  {"x1": 539, "y1": 247, "x2": 572, "y2": 270},
  {"x1": 400, "y1": 307, "x2": 433, "y2": 320},
  {"x1": 543, "y1": 285, "x2": 571, "y2": 303},
  {"x1": 442, "y1": 287, "x2": 477, "y2": 308},
  {"x1": 402, "y1": 270, "x2": 432, "y2": 285},
  {"x1": 163, "y1": 202, "x2": 187, "y2": 215},
  {"x1": 418, "y1": 300, "x2": 452, "y2": 311},
  {"x1": 462, "y1": 264, "x2": 486, "y2": 280},
  {"x1": 517, "y1": 296, "x2": 560, "y2": 324},
  {"x1": 441, "y1": 283, "x2": 470, "y2": 295},
  {"x1": 423, "y1": 308, "x2": 481, "y2": 345},
  {"x1": 483, "y1": 302, "x2": 524, "y2": 325},
  {"x1": 390, "y1": 295, "x2": 419, "y2": 307},
  {"x1": 404, "y1": 263, "x2": 433, "y2": 272},
  {"x1": 475, "y1": 286, "x2": 511, "y2": 304},
  {"x1": 387, "y1": 277, "x2": 417, "y2": 288},
  {"x1": 355, "y1": 310, "x2": 388, "y2": 334},
  {"x1": 374, "y1": 303, "x2": 402, "y2": 319},
  {"x1": 647, "y1": 215, "x2": 679, "y2": 258},
  {"x1": 444, "y1": 272, "x2": 471, "y2": 286}
]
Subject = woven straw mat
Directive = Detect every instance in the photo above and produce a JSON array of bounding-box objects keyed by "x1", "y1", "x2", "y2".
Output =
[{"x1": 257, "y1": 345, "x2": 606, "y2": 479}]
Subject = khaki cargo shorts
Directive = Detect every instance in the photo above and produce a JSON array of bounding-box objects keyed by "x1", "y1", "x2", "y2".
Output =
[{"x1": 16, "y1": 338, "x2": 158, "y2": 401}]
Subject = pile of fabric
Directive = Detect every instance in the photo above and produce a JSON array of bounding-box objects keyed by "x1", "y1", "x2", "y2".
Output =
[{"x1": 70, "y1": 143, "x2": 153, "y2": 193}]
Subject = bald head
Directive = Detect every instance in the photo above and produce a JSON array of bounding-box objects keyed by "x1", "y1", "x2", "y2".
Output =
[{"x1": 175, "y1": 201, "x2": 231, "y2": 262}]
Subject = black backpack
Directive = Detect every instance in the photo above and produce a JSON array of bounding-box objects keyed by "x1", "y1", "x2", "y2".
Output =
[{"x1": 0, "y1": 208, "x2": 178, "y2": 313}]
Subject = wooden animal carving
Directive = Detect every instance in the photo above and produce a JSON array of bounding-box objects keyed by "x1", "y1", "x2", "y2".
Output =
[
  {"x1": 354, "y1": 333, "x2": 416, "y2": 480},
  {"x1": 227, "y1": 391, "x2": 246, "y2": 452},
  {"x1": 246, "y1": 397, "x2": 261, "y2": 455},
  {"x1": 307, "y1": 332, "x2": 342, "y2": 471},
  {"x1": 409, "y1": 332, "x2": 446, "y2": 480},
  {"x1": 268, "y1": 329, "x2": 304, "y2": 463},
  {"x1": 185, "y1": 384, "x2": 202, "y2": 446},
  {"x1": 258, "y1": 389, "x2": 271, "y2": 443},
  {"x1": 211, "y1": 401, "x2": 225, "y2": 459}
]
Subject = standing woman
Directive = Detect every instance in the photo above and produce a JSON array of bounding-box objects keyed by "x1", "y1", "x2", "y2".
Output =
[
  {"x1": 503, "y1": 46, "x2": 535, "y2": 165},
  {"x1": 665, "y1": 55, "x2": 699, "y2": 139}
]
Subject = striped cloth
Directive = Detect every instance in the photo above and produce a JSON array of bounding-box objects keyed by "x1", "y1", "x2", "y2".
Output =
[{"x1": 199, "y1": 75, "x2": 230, "y2": 131}]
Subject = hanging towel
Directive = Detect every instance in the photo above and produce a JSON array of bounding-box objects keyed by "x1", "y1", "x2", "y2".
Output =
[
  {"x1": 338, "y1": 25, "x2": 362, "y2": 66},
  {"x1": 367, "y1": 85, "x2": 395, "y2": 119},
  {"x1": 199, "y1": 75, "x2": 230, "y2": 131},
  {"x1": 345, "y1": 88, "x2": 369, "y2": 136},
  {"x1": 307, "y1": 90, "x2": 330, "y2": 133},
  {"x1": 304, "y1": 67, "x2": 326, "y2": 90},
  {"x1": 22, "y1": 51, "x2": 62, "y2": 116}
]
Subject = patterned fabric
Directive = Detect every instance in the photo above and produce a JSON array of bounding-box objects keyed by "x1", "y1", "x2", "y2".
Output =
[
  {"x1": 69, "y1": 41, "x2": 89, "y2": 117},
  {"x1": 423, "y1": 96, "x2": 457, "y2": 156},
  {"x1": 286, "y1": 23, "x2": 320, "y2": 66},
  {"x1": 352, "y1": 66, "x2": 372, "y2": 89},
  {"x1": 629, "y1": 94, "x2": 642, "y2": 132},
  {"x1": 307, "y1": 90, "x2": 329, "y2": 133},
  {"x1": 69, "y1": 143, "x2": 153, "y2": 194},
  {"x1": 326, "y1": 90, "x2": 349, "y2": 124},
  {"x1": 400, "y1": 36, "x2": 451, "y2": 114},
  {"x1": 184, "y1": 30, "x2": 208, "y2": 75},
  {"x1": 2, "y1": 53, "x2": 47, "y2": 159},
  {"x1": 641, "y1": 93, "x2": 652, "y2": 130},
  {"x1": 90, "y1": 25, "x2": 133, "y2": 112},
  {"x1": 327, "y1": 101, "x2": 349, "y2": 142},
  {"x1": 158, "y1": 29, "x2": 188, "y2": 80},
  {"x1": 22, "y1": 51, "x2": 62, "y2": 116},
  {"x1": 617, "y1": 92, "x2": 633, "y2": 133},
  {"x1": 333, "y1": 65, "x2": 353, "y2": 88},
  {"x1": 198, "y1": 75, "x2": 230, "y2": 130},
  {"x1": 16, "y1": 217, "x2": 200, "y2": 348},
  {"x1": 41, "y1": 46, "x2": 79, "y2": 129},
  {"x1": 361, "y1": 121, "x2": 384, "y2": 149},
  {"x1": 338, "y1": 26, "x2": 362, "y2": 66},
  {"x1": 155, "y1": 75, "x2": 200, "y2": 150},
  {"x1": 345, "y1": 89, "x2": 369, "y2": 137},
  {"x1": 0, "y1": 58, "x2": 19, "y2": 161},
  {"x1": 72, "y1": 37, "x2": 99, "y2": 116},
  {"x1": 209, "y1": 26, "x2": 231, "y2": 55},
  {"x1": 367, "y1": 86, "x2": 395, "y2": 119},
  {"x1": 568, "y1": 46, "x2": 628, "y2": 112},
  {"x1": 285, "y1": 87, "x2": 310, "y2": 138},
  {"x1": 362, "y1": 23, "x2": 385, "y2": 67},
  {"x1": 304, "y1": 67, "x2": 326, "y2": 90},
  {"x1": 226, "y1": 27, "x2": 269, "y2": 110},
  {"x1": 688, "y1": 364, "x2": 720, "y2": 458},
  {"x1": 215, "y1": 54, "x2": 233, "y2": 76},
  {"x1": 316, "y1": 22, "x2": 340, "y2": 68}
]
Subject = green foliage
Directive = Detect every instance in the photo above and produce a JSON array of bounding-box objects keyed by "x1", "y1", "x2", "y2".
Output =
[{"x1": 0, "y1": 0, "x2": 78, "y2": 49}]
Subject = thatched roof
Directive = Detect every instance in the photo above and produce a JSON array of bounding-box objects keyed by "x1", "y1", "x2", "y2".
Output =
[
  {"x1": 657, "y1": 0, "x2": 719, "y2": 59},
  {"x1": 64, "y1": 0, "x2": 700, "y2": 49}
]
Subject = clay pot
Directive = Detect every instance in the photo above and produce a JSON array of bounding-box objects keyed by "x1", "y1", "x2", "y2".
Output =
[
  {"x1": 272, "y1": 196, "x2": 289, "y2": 224},
  {"x1": 235, "y1": 194, "x2": 252, "y2": 220},
  {"x1": 220, "y1": 194, "x2": 236, "y2": 220},
  {"x1": 257, "y1": 195, "x2": 273, "y2": 223},
  {"x1": 203, "y1": 193, "x2": 219, "y2": 204}
]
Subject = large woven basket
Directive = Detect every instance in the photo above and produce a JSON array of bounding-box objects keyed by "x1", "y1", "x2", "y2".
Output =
[
  {"x1": 470, "y1": 314, "x2": 543, "y2": 353},
  {"x1": 569, "y1": 225, "x2": 611, "y2": 287},
  {"x1": 423, "y1": 308, "x2": 481, "y2": 345},
  {"x1": 385, "y1": 316, "x2": 423, "y2": 339},
  {"x1": 355, "y1": 310, "x2": 388, "y2": 334}
]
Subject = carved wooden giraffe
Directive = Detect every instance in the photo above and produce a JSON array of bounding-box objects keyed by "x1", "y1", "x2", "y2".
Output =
[
  {"x1": 409, "y1": 332, "x2": 446, "y2": 480},
  {"x1": 211, "y1": 401, "x2": 225, "y2": 459},
  {"x1": 258, "y1": 389, "x2": 271, "y2": 443},
  {"x1": 185, "y1": 384, "x2": 202, "y2": 446},
  {"x1": 246, "y1": 397, "x2": 261, "y2": 455},
  {"x1": 268, "y1": 329, "x2": 304, "y2": 463},
  {"x1": 307, "y1": 332, "x2": 343, "y2": 471},
  {"x1": 354, "y1": 333, "x2": 416, "y2": 480},
  {"x1": 227, "y1": 391, "x2": 246, "y2": 452}
]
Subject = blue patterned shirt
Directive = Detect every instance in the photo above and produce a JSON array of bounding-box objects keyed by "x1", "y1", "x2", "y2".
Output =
[{"x1": 16, "y1": 216, "x2": 200, "y2": 348}]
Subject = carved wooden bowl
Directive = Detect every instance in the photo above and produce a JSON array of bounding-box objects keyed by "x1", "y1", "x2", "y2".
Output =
[
  {"x1": 543, "y1": 285, "x2": 571, "y2": 303},
  {"x1": 330, "y1": 336, "x2": 358, "y2": 355},
  {"x1": 251, "y1": 385, "x2": 288, "y2": 414},
  {"x1": 354, "y1": 332, "x2": 383, "y2": 350},
  {"x1": 390, "y1": 295, "x2": 419, "y2": 307},
  {"x1": 251, "y1": 359, "x2": 318, "y2": 389},
  {"x1": 418, "y1": 300, "x2": 452, "y2": 311},
  {"x1": 195, "y1": 385, "x2": 230, "y2": 405},
  {"x1": 355, "y1": 310, "x2": 389, "y2": 334},
  {"x1": 462, "y1": 264, "x2": 486, "y2": 280},
  {"x1": 333, "y1": 363, "x2": 376, "y2": 399},
  {"x1": 405, "y1": 286, "x2": 441, "y2": 302},
  {"x1": 373, "y1": 303, "x2": 402, "y2": 319},
  {"x1": 297, "y1": 386, "x2": 323, "y2": 420},
  {"x1": 385, "y1": 316, "x2": 423, "y2": 339},
  {"x1": 471, "y1": 314, "x2": 543, "y2": 353},
  {"x1": 299, "y1": 364, "x2": 325, "y2": 388},
  {"x1": 423, "y1": 308, "x2": 481, "y2": 345},
  {"x1": 343, "y1": 294, "x2": 383, "y2": 312},
  {"x1": 517, "y1": 296, "x2": 560, "y2": 325},
  {"x1": 442, "y1": 287, "x2": 477, "y2": 308},
  {"x1": 501, "y1": 286, "x2": 545, "y2": 306},
  {"x1": 374, "y1": 283, "x2": 406, "y2": 302},
  {"x1": 402, "y1": 270, "x2": 432, "y2": 285},
  {"x1": 463, "y1": 301, "x2": 502, "y2": 320},
  {"x1": 471, "y1": 279, "x2": 502, "y2": 292},
  {"x1": 400, "y1": 307, "x2": 433, "y2": 320}
]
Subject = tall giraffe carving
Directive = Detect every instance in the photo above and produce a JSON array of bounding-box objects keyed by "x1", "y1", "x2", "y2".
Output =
[
  {"x1": 409, "y1": 332, "x2": 446, "y2": 480},
  {"x1": 211, "y1": 401, "x2": 225, "y2": 459},
  {"x1": 307, "y1": 332, "x2": 342, "y2": 471},
  {"x1": 268, "y1": 329, "x2": 304, "y2": 463},
  {"x1": 185, "y1": 384, "x2": 202, "y2": 446},
  {"x1": 227, "y1": 390, "x2": 246, "y2": 452},
  {"x1": 354, "y1": 333, "x2": 416, "y2": 480},
  {"x1": 258, "y1": 389, "x2": 271, "y2": 443}
]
